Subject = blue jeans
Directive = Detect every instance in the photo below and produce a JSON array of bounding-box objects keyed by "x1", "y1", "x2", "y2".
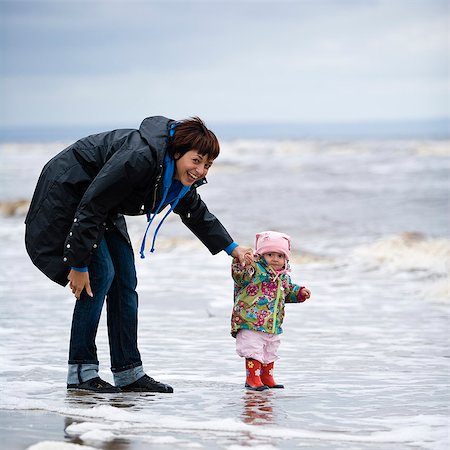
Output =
[{"x1": 67, "y1": 228, "x2": 144, "y2": 386}]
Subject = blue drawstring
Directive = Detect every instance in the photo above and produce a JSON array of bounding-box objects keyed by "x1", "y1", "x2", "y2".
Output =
[
  {"x1": 139, "y1": 186, "x2": 169, "y2": 259},
  {"x1": 139, "y1": 137, "x2": 190, "y2": 258},
  {"x1": 149, "y1": 185, "x2": 190, "y2": 252},
  {"x1": 149, "y1": 208, "x2": 173, "y2": 253}
]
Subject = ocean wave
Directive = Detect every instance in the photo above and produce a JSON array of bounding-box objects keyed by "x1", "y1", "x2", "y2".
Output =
[
  {"x1": 415, "y1": 141, "x2": 450, "y2": 156},
  {"x1": 132, "y1": 235, "x2": 204, "y2": 253},
  {"x1": 221, "y1": 139, "x2": 450, "y2": 156},
  {"x1": 289, "y1": 250, "x2": 334, "y2": 265},
  {"x1": 353, "y1": 232, "x2": 449, "y2": 278}
]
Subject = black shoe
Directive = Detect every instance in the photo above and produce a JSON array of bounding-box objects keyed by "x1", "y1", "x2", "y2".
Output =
[
  {"x1": 121, "y1": 374, "x2": 174, "y2": 393},
  {"x1": 67, "y1": 376, "x2": 121, "y2": 393}
]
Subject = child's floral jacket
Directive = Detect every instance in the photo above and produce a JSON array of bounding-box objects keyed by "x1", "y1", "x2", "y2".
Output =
[{"x1": 231, "y1": 257, "x2": 305, "y2": 338}]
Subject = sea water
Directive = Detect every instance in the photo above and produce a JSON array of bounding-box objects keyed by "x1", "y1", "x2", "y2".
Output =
[{"x1": 0, "y1": 139, "x2": 448, "y2": 449}]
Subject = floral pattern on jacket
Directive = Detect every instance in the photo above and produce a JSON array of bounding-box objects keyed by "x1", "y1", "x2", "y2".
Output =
[{"x1": 231, "y1": 257, "x2": 305, "y2": 338}]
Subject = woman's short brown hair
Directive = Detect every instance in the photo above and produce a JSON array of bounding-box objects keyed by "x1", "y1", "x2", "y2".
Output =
[{"x1": 168, "y1": 117, "x2": 220, "y2": 160}]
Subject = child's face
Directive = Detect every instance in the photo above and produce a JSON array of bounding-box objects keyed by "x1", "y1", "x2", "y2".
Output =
[{"x1": 262, "y1": 252, "x2": 286, "y2": 271}]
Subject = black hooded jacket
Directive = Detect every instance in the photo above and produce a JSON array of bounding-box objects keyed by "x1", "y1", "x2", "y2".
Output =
[{"x1": 25, "y1": 116, "x2": 233, "y2": 286}]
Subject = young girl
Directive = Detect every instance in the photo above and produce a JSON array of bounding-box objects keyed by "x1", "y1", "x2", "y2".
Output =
[{"x1": 231, "y1": 231, "x2": 311, "y2": 391}]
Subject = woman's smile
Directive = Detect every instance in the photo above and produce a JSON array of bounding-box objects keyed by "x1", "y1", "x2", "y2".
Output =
[{"x1": 174, "y1": 150, "x2": 213, "y2": 186}]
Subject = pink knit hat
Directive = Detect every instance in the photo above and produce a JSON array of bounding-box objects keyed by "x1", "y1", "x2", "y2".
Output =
[{"x1": 255, "y1": 231, "x2": 291, "y2": 260}]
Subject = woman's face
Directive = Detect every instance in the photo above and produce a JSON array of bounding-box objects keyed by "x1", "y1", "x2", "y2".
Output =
[{"x1": 174, "y1": 150, "x2": 214, "y2": 186}]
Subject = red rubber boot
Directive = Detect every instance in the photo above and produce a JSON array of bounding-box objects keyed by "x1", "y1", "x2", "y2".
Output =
[
  {"x1": 245, "y1": 359, "x2": 269, "y2": 391},
  {"x1": 261, "y1": 361, "x2": 284, "y2": 388}
]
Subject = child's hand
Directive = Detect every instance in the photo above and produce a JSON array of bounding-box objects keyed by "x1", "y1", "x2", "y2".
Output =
[
  {"x1": 244, "y1": 251, "x2": 254, "y2": 266},
  {"x1": 231, "y1": 246, "x2": 254, "y2": 267},
  {"x1": 300, "y1": 287, "x2": 311, "y2": 300}
]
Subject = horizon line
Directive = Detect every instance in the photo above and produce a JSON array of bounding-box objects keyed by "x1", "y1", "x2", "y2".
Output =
[{"x1": 0, "y1": 117, "x2": 448, "y2": 142}]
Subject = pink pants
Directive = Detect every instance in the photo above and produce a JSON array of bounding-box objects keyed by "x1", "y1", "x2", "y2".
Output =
[{"x1": 235, "y1": 329, "x2": 281, "y2": 364}]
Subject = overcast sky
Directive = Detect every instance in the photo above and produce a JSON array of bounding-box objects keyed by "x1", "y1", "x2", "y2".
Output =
[{"x1": 0, "y1": 0, "x2": 448, "y2": 127}]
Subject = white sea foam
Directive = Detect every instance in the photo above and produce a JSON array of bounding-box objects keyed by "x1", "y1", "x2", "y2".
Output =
[
  {"x1": 415, "y1": 141, "x2": 450, "y2": 156},
  {"x1": 37, "y1": 407, "x2": 450, "y2": 449},
  {"x1": 352, "y1": 233, "x2": 450, "y2": 277},
  {"x1": 424, "y1": 277, "x2": 450, "y2": 302},
  {"x1": 26, "y1": 442, "x2": 97, "y2": 450}
]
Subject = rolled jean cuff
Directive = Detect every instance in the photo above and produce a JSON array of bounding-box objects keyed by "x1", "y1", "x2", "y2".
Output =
[
  {"x1": 113, "y1": 365, "x2": 145, "y2": 387},
  {"x1": 67, "y1": 363, "x2": 99, "y2": 385}
]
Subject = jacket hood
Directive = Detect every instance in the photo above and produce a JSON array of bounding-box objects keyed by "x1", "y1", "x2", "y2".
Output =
[{"x1": 139, "y1": 116, "x2": 175, "y2": 165}]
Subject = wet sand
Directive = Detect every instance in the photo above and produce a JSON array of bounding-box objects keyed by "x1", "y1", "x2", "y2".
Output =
[
  {"x1": 0, "y1": 410, "x2": 65, "y2": 450},
  {"x1": 0, "y1": 410, "x2": 155, "y2": 450}
]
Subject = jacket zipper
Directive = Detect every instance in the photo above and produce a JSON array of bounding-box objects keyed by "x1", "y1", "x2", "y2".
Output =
[
  {"x1": 151, "y1": 174, "x2": 162, "y2": 211},
  {"x1": 271, "y1": 279, "x2": 283, "y2": 333}
]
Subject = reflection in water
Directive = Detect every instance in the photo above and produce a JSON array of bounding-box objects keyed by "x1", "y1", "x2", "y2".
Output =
[
  {"x1": 65, "y1": 390, "x2": 155, "y2": 409},
  {"x1": 63, "y1": 391, "x2": 157, "y2": 450},
  {"x1": 64, "y1": 416, "x2": 133, "y2": 450},
  {"x1": 241, "y1": 390, "x2": 274, "y2": 425}
]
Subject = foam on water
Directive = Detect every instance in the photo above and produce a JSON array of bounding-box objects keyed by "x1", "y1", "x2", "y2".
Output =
[
  {"x1": 352, "y1": 233, "x2": 449, "y2": 276},
  {"x1": 26, "y1": 442, "x2": 97, "y2": 450},
  {"x1": 348, "y1": 233, "x2": 450, "y2": 305}
]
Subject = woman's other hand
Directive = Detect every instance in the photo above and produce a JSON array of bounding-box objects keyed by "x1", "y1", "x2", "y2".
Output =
[{"x1": 68, "y1": 269, "x2": 93, "y2": 300}]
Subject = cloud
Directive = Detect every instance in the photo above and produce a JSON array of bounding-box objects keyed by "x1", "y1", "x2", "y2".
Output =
[{"x1": 1, "y1": 0, "x2": 448, "y2": 125}]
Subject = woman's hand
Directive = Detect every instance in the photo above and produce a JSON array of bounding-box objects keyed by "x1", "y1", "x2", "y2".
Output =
[
  {"x1": 231, "y1": 246, "x2": 254, "y2": 267},
  {"x1": 68, "y1": 269, "x2": 93, "y2": 300}
]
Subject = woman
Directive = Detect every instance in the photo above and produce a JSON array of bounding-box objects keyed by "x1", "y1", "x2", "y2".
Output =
[{"x1": 25, "y1": 116, "x2": 251, "y2": 393}]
